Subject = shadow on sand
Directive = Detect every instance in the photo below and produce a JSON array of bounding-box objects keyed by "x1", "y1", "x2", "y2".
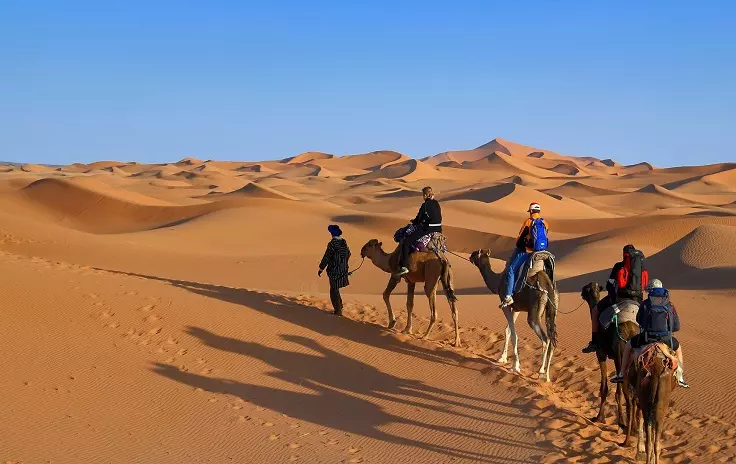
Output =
[{"x1": 97, "y1": 268, "x2": 549, "y2": 462}]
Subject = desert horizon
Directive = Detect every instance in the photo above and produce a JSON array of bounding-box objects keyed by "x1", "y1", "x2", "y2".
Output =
[{"x1": 1, "y1": 134, "x2": 735, "y2": 463}]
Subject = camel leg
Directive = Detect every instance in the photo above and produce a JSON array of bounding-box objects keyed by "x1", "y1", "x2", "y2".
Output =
[
  {"x1": 450, "y1": 299, "x2": 460, "y2": 348},
  {"x1": 403, "y1": 282, "x2": 416, "y2": 335},
  {"x1": 541, "y1": 342, "x2": 554, "y2": 382},
  {"x1": 527, "y1": 309, "x2": 549, "y2": 377},
  {"x1": 622, "y1": 395, "x2": 637, "y2": 447},
  {"x1": 614, "y1": 352, "x2": 626, "y2": 430},
  {"x1": 422, "y1": 283, "x2": 437, "y2": 340},
  {"x1": 507, "y1": 309, "x2": 521, "y2": 373},
  {"x1": 594, "y1": 360, "x2": 609, "y2": 423},
  {"x1": 637, "y1": 408, "x2": 646, "y2": 459},
  {"x1": 645, "y1": 414, "x2": 655, "y2": 464},
  {"x1": 498, "y1": 310, "x2": 519, "y2": 364},
  {"x1": 383, "y1": 276, "x2": 400, "y2": 330}
]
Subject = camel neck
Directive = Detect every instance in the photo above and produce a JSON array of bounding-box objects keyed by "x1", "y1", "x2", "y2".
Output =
[
  {"x1": 478, "y1": 260, "x2": 500, "y2": 291},
  {"x1": 370, "y1": 248, "x2": 393, "y2": 273}
]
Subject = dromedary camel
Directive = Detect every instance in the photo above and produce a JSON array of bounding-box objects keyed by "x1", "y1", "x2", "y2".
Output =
[
  {"x1": 360, "y1": 239, "x2": 460, "y2": 346},
  {"x1": 623, "y1": 343, "x2": 677, "y2": 463},
  {"x1": 581, "y1": 282, "x2": 639, "y2": 429},
  {"x1": 469, "y1": 249, "x2": 557, "y2": 381}
]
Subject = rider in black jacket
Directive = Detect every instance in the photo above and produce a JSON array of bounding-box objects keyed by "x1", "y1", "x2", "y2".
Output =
[{"x1": 395, "y1": 186, "x2": 441, "y2": 276}]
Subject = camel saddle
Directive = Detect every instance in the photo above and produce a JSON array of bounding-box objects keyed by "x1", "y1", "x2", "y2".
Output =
[
  {"x1": 634, "y1": 342, "x2": 679, "y2": 378},
  {"x1": 513, "y1": 250, "x2": 555, "y2": 294},
  {"x1": 599, "y1": 299, "x2": 639, "y2": 330}
]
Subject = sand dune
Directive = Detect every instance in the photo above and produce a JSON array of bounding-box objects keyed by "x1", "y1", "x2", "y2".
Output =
[
  {"x1": 542, "y1": 180, "x2": 621, "y2": 198},
  {"x1": 14, "y1": 178, "x2": 227, "y2": 233},
  {"x1": 2, "y1": 138, "x2": 736, "y2": 464},
  {"x1": 211, "y1": 182, "x2": 298, "y2": 201},
  {"x1": 441, "y1": 182, "x2": 616, "y2": 219},
  {"x1": 348, "y1": 159, "x2": 440, "y2": 182},
  {"x1": 283, "y1": 151, "x2": 334, "y2": 164}
]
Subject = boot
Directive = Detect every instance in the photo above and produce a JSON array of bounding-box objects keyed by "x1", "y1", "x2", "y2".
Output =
[
  {"x1": 676, "y1": 366, "x2": 689, "y2": 388},
  {"x1": 582, "y1": 332, "x2": 599, "y2": 353},
  {"x1": 498, "y1": 295, "x2": 514, "y2": 309}
]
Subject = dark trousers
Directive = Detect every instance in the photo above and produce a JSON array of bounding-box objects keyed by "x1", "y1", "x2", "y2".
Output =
[
  {"x1": 329, "y1": 285, "x2": 343, "y2": 315},
  {"x1": 400, "y1": 228, "x2": 427, "y2": 268}
]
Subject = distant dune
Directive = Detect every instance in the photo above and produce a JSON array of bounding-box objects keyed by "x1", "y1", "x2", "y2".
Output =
[{"x1": 1, "y1": 137, "x2": 735, "y2": 464}]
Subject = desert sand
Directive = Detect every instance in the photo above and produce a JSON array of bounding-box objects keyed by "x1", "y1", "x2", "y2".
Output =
[{"x1": 1, "y1": 138, "x2": 735, "y2": 463}]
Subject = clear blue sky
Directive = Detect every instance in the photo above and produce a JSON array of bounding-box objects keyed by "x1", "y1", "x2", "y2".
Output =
[{"x1": 1, "y1": 1, "x2": 734, "y2": 166}]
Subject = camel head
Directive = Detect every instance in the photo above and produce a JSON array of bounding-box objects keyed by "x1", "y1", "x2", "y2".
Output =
[
  {"x1": 469, "y1": 248, "x2": 492, "y2": 267},
  {"x1": 581, "y1": 282, "x2": 602, "y2": 307},
  {"x1": 360, "y1": 239, "x2": 383, "y2": 259}
]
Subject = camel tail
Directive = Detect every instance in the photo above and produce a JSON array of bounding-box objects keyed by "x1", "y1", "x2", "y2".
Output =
[
  {"x1": 545, "y1": 283, "x2": 558, "y2": 348},
  {"x1": 440, "y1": 256, "x2": 458, "y2": 303}
]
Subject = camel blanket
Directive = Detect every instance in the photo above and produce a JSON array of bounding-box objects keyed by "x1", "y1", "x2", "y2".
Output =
[
  {"x1": 599, "y1": 299, "x2": 640, "y2": 330},
  {"x1": 636, "y1": 342, "x2": 678, "y2": 378},
  {"x1": 393, "y1": 224, "x2": 447, "y2": 253},
  {"x1": 514, "y1": 250, "x2": 555, "y2": 294}
]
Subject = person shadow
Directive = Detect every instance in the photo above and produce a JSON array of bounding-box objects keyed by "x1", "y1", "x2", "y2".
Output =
[
  {"x1": 95, "y1": 268, "x2": 550, "y2": 461},
  {"x1": 96, "y1": 268, "x2": 491, "y2": 372}
]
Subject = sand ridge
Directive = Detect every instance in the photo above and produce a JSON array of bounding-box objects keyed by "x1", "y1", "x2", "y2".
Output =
[{"x1": 1, "y1": 137, "x2": 735, "y2": 463}]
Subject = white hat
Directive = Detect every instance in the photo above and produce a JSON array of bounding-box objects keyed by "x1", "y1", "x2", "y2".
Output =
[
  {"x1": 646, "y1": 279, "x2": 663, "y2": 290},
  {"x1": 528, "y1": 202, "x2": 541, "y2": 212}
]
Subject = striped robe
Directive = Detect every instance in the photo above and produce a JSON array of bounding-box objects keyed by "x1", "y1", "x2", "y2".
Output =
[{"x1": 319, "y1": 237, "x2": 351, "y2": 288}]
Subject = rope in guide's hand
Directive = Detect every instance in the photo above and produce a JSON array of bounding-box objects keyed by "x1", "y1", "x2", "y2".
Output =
[
  {"x1": 318, "y1": 256, "x2": 365, "y2": 279},
  {"x1": 347, "y1": 256, "x2": 365, "y2": 276}
]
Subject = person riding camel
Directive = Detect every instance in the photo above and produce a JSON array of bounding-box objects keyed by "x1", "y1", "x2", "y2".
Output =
[
  {"x1": 611, "y1": 279, "x2": 689, "y2": 388},
  {"x1": 500, "y1": 203, "x2": 549, "y2": 308},
  {"x1": 395, "y1": 186, "x2": 441, "y2": 277},
  {"x1": 582, "y1": 244, "x2": 648, "y2": 353},
  {"x1": 318, "y1": 224, "x2": 351, "y2": 316}
]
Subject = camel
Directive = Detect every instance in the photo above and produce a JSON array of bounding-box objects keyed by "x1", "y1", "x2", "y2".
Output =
[
  {"x1": 360, "y1": 239, "x2": 460, "y2": 347},
  {"x1": 469, "y1": 249, "x2": 557, "y2": 381},
  {"x1": 623, "y1": 343, "x2": 677, "y2": 463},
  {"x1": 581, "y1": 282, "x2": 639, "y2": 429}
]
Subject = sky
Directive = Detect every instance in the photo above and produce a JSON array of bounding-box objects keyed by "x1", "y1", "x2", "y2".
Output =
[{"x1": 1, "y1": 1, "x2": 734, "y2": 166}]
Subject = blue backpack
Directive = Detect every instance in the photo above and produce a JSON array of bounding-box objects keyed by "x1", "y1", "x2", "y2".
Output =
[
  {"x1": 643, "y1": 287, "x2": 672, "y2": 340},
  {"x1": 530, "y1": 218, "x2": 549, "y2": 252}
]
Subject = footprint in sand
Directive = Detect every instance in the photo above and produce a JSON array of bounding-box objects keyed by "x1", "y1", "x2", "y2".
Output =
[
  {"x1": 148, "y1": 327, "x2": 162, "y2": 335},
  {"x1": 144, "y1": 314, "x2": 160, "y2": 322},
  {"x1": 287, "y1": 443, "x2": 301, "y2": 449},
  {"x1": 263, "y1": 421, "x2": 274, "y2": 427}
]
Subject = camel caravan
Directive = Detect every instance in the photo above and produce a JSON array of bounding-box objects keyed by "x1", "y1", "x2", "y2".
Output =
[{"x1": 320, "y1": 185, "x2": 689, "y2": 463}]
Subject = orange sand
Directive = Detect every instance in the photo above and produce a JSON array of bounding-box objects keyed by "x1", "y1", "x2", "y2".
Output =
[{"x1": 1, "y1": 138, "x2": 734, "y2": 463}]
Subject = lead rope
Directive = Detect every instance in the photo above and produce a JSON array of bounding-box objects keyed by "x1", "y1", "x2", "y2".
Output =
[
  {"x1": 557, "y1": 300, "x2": 586, "y2": 315},
  {"x1": 347, "y1": 257, "x2": 365, "y2": 276}
]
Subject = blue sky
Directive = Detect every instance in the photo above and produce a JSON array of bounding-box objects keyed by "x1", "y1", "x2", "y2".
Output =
[{"x1": 1, "y1": 1, "x2": 734, "y2": 166}]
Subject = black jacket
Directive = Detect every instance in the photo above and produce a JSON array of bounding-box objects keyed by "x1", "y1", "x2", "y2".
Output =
[
  {"x1": 412, "y1": 198, "x2": 442, "y2": 233},
  {"x1": 319, "y1": 237, "x2": 351, "y2": 288}
]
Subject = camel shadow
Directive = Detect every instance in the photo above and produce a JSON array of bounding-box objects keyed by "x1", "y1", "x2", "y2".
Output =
[
  {"x1": 187, "y1": 328, "x2": 526, "y2": 421},
  {"x1": 153, "y1": 331, "x2": 547, "y2": 462},
  {"x1": 96, "y1": 268, "x2": 494, "y2": 372}
]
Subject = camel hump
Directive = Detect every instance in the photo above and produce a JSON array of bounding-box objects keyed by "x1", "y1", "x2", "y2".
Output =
[
  {"x1": 636, "y1": 342, "x2": 678, "y2": 376},
  {"x1": 527, "y1": 251, "x2": 556, "y2": 284}
]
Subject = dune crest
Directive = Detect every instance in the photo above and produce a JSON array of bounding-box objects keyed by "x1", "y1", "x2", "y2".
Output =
[{"x1": 1, "y1": 137, "x2": 735, "y2": 464}]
